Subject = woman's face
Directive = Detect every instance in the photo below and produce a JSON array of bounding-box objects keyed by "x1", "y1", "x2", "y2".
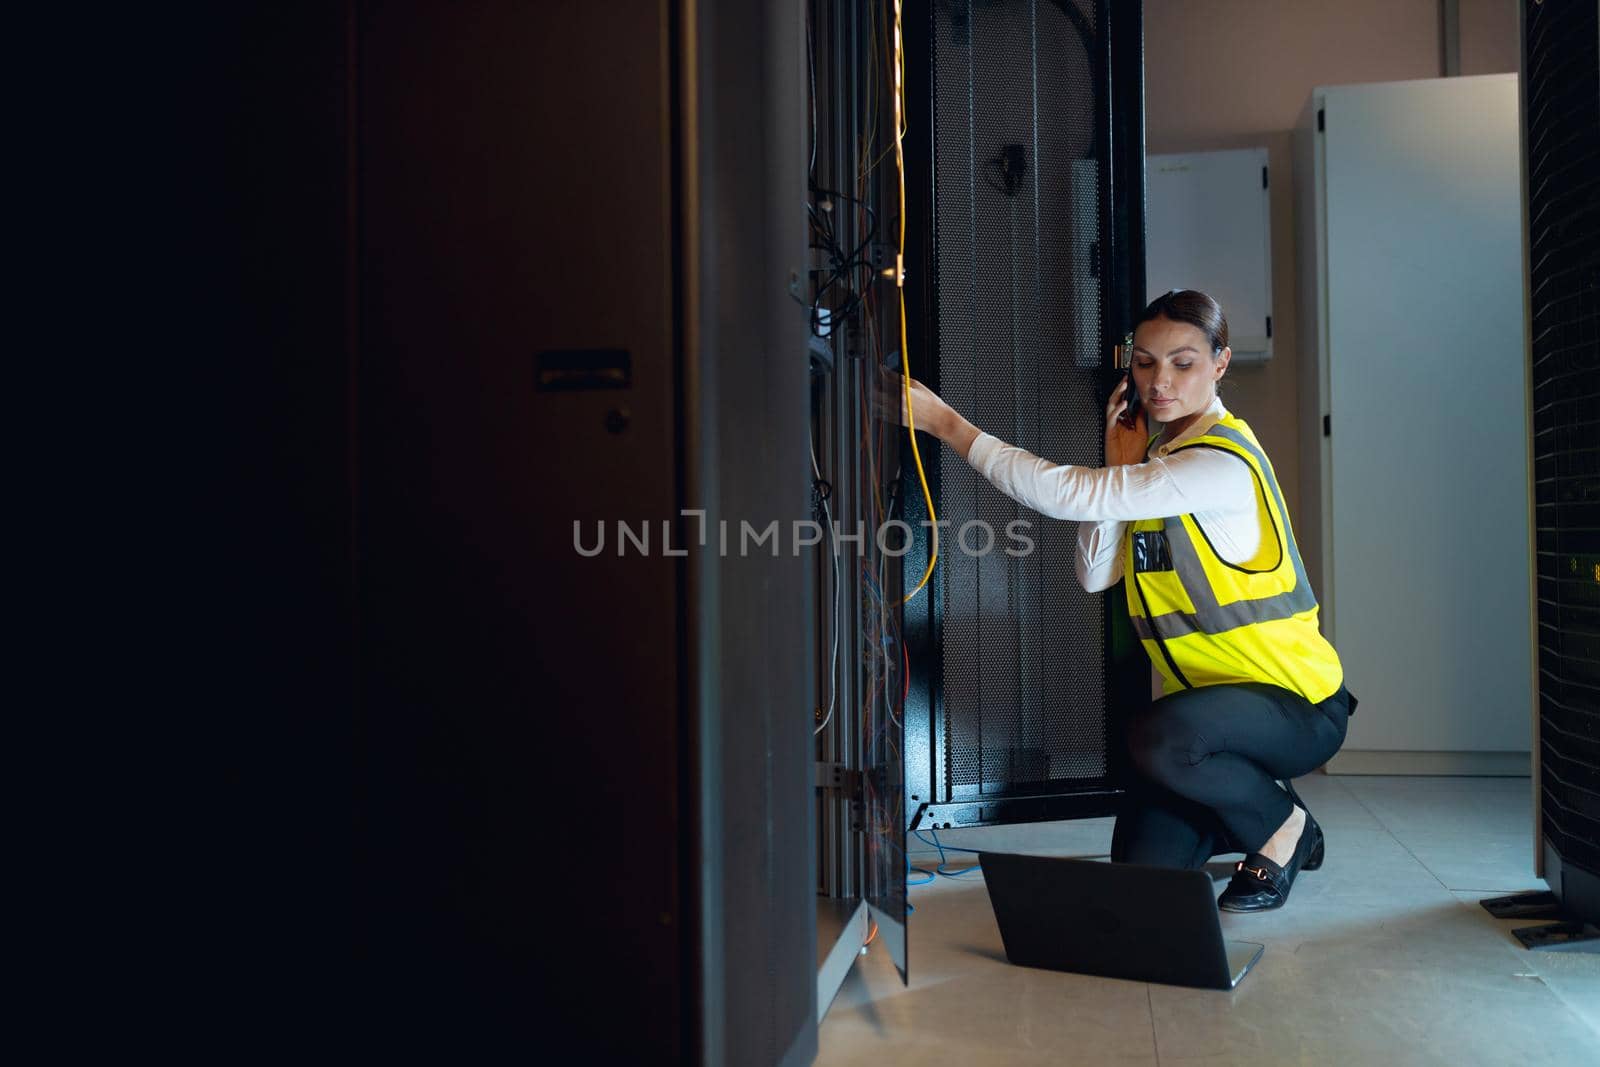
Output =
[{"x1": 1130, "y1": 315, "x2": 1230, "y2": 431}]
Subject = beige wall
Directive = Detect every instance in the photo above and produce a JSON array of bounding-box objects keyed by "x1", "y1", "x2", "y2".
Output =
[
  {"x1": 1143, "y1": 0, "x2": 1518, "y2": 533},
  {"x1": 1460, "y1": 0, "x2": 1521, "y2": 77}
]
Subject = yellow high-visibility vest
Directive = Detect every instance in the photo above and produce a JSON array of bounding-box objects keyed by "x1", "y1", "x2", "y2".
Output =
[{"x1": 1122, "y1": 414, "x2": 1343, "y2": 704}]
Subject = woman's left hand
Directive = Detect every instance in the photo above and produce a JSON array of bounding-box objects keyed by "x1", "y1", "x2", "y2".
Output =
[{"x1": 1105, "y1": 375, "x2": 1149, "y2": 466}]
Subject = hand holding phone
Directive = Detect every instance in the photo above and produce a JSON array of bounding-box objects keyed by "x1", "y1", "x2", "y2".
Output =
[
  {"x1": 1117, "y1": 370, "x2": 1142, "y2": 429},
  {"x1": 1113, "y1": 333, "x2": 1141, "y2": 429},
  {"x1": 1105, "y1": 334, "x2": 1147, "y2": 466}
]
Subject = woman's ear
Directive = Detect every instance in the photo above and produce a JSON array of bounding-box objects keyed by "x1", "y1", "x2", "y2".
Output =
[{"x1": 1214, "y1": 346, "x2": 1232, "y2": 385}]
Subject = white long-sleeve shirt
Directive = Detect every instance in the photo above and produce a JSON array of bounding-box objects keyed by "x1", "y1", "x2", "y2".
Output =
[{"x1": 963, "y1": 396, "x2": 1260, "y2": 593}]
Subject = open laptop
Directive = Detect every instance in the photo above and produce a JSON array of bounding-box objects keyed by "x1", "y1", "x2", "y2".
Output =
[{"x1": 979, "y1": 851, "x2": 1264, "y2": 990}]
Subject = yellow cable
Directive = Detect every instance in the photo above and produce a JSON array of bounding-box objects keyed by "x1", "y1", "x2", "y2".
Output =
[{"x1": 894, "y1": 0, "x2": 938, "y2": 603}]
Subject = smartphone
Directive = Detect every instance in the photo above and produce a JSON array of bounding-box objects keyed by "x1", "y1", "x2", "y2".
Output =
[
  {"x1": 1117, "y1": 372, "x2": 1142, "y2": 429},
  {"x1": 1113, "y1": 334, "x2": 1141, "y2": 428}
]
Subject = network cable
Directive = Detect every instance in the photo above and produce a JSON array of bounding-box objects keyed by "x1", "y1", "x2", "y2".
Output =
[
  {"x1": 913, "y1": 828, "x2": 984, "y2": 877},
  {"x1": 811, "y1": 432, "x2": 842, "y2": 736}
]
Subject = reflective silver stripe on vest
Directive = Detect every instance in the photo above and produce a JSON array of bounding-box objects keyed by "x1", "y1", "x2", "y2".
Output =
[{"x1": 1131, "y1": 426, "x2": 1318, "y2": 642}]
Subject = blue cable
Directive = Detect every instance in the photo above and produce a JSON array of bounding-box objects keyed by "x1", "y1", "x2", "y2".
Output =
[
  {"x1": 912, "y1": 828, "x2": 984, "y2": 877},
  {"x1": 906, "y1": 849, "x2": 935, "y2": 894},
  {"x1": 913, "y1": 828, "x2": 981, "y2": 855},
  {"x1": 906, "y1": 829, "x2": 987, "y2": 890},
  {"x1": 905, "y1": 835, "x2": 936, "y2": 887}
]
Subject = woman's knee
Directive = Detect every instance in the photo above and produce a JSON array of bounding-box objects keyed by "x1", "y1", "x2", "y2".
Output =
[
  {"x1": 1112, "y1": 795, "x2": 1219, "y2": 869},
  {"x1": 1125, "y1": 702, "x2": 1212, "y2": 785}
]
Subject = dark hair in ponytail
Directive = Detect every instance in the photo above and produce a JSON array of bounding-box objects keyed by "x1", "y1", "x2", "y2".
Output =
[{"x1": 1136, "y1": 290, "x2": 1229, "y2": 353}]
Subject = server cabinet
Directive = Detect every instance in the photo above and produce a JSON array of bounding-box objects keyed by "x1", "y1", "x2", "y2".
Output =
[
  {"x1": 809, "y1": 1, "x2": 1147, "y2": 1015},
  {"x1": 1522, "y1": 0, "x2": 1600, "y2": 930},
  {"x1": 901, "y1": 0, "x2": 1148, "y2": 831},
  {"x1": 807, "y1": 0, "x2": 917, "y2": 1008}
]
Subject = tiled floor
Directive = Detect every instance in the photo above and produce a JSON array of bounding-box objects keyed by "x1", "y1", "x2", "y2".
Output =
[{"x1": 818, "y1": 775, "x2": 1600, "y2": 1065}]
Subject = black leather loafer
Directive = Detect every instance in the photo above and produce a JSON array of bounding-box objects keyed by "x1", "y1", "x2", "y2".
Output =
[
  {"x1": 1302, "y1": 818, "x2": 1325, "y2": 872},
  {"x1": 1282, "y1": 779, "x2": 1325, "y2": 872},
  {"x1": 1218, "y1": 811, "x2": 1322, "y2": 913}
]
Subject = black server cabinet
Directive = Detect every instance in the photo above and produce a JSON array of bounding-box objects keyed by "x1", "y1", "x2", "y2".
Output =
[
  {"x1": 902, "y1": 0, "x2": 1147, "y2": 830},
  {"x1": 1523, "y1": 0, "x2": 1600, "y2": 930},
  {"x1": 807, "y1": 0, "x2": 1147, "y2": 1004}
]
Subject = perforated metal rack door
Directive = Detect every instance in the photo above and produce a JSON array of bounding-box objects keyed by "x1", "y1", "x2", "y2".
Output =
[
  {"x1": 1525, "y1": 0, "x2": 1600, "y2": 884},
  {"x1": 903, "y1": 0, "x2": 1144, "y2": 827}
]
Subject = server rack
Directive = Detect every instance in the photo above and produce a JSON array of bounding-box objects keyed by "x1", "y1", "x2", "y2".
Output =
[
  {"x1": 810, "y1": 0, "x2": 1148, "y2": 1015},
  {"x1": 1522, "y1": 0, "x2": 1600, "y2": 935},
  {"x1": 902, "y1": 0, "x2": 1148, "y2": 833},
  {"x1": 807, "y1": 0, "x2": 916, "y2": 1004}
]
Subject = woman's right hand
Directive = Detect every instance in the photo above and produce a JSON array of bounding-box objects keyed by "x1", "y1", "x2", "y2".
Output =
[
  {"x1": 890, "y1": 374, "x2": 982, "y2": 460},
  {"x1": 894, "y1": 375, "x2": 952, "y2": 439},
  {"x1": 1105, "y1": 375, "x2": 1149, "y2": 466}
]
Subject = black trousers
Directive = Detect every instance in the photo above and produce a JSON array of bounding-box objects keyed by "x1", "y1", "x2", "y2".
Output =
[{"x1": 1110, "y1": 682, "x2": 1355, "y2": 869}]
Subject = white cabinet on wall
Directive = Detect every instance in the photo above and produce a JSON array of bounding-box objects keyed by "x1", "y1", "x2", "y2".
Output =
[
  {"x1": 1146, "y1": 147, "x2": 1273, "y2": 360},
  {"x1": 1294, "y1": 74, "x2": 1531, "y2": 774}
]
